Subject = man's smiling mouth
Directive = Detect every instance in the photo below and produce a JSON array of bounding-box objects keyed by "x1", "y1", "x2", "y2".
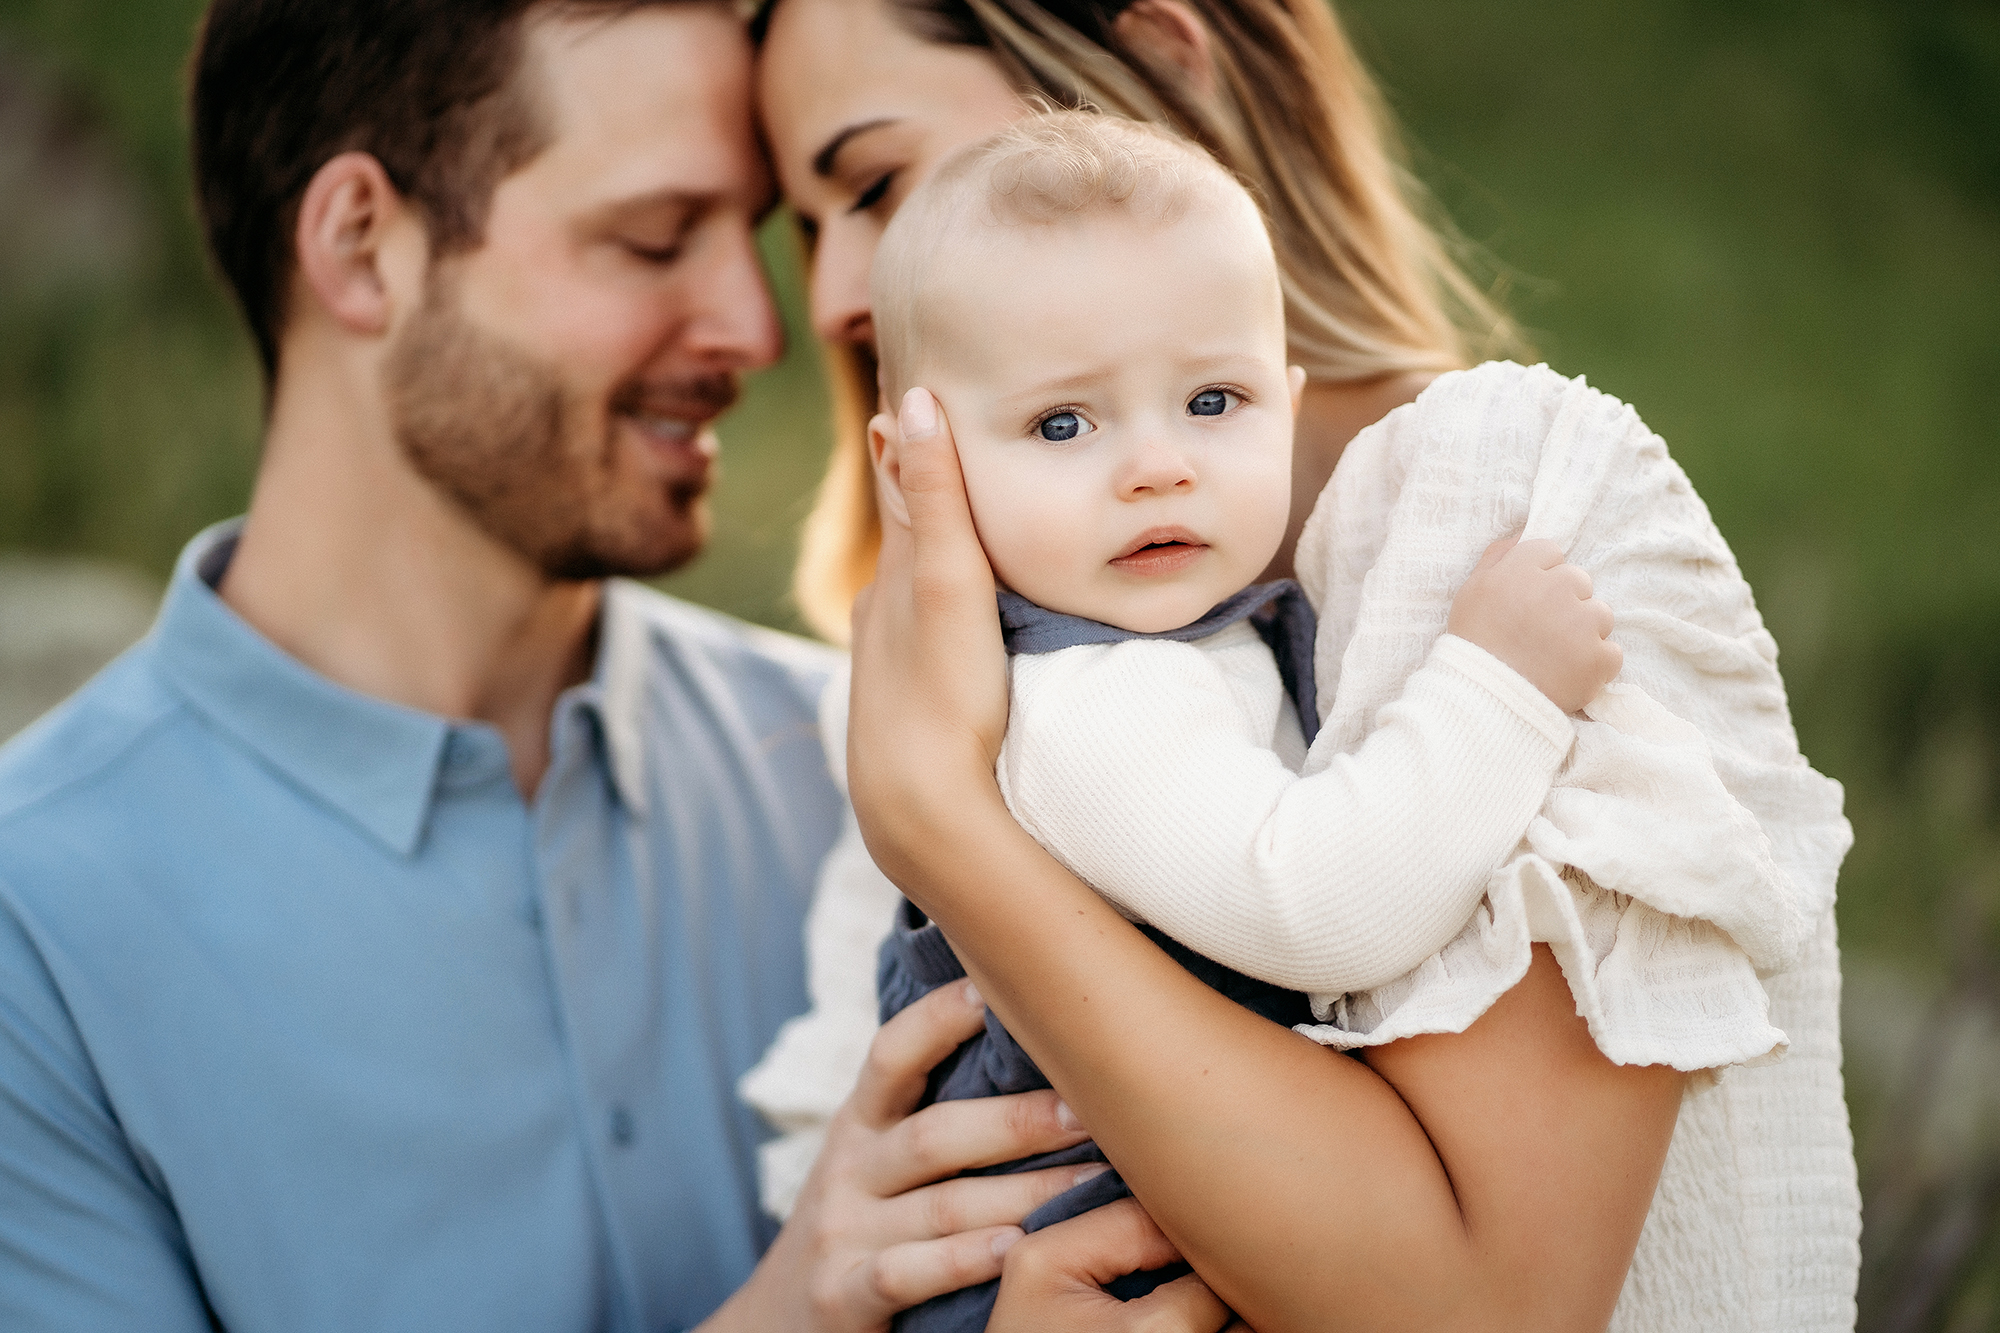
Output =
[{"x1": 627, "y1": 412, "x2": 702, "y2": 445}]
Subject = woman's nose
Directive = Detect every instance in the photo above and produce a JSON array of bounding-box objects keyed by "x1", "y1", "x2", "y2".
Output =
[
  {"x1": 1117, "y1": 436, "x2": 1198, "y2": 497},
  {"x1": 808, "y1": 220, "x2": 876, "y2": 347}
]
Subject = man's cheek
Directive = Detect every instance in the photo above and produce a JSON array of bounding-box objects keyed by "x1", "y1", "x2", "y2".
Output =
[{"x1": 550, "y1": 305, "x2": 670, "y2": 386}]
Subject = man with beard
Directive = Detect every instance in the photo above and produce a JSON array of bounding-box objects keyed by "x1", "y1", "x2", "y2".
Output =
[{"x1": 0, "y1": 3, "x2": 1189, "y2": 1330}]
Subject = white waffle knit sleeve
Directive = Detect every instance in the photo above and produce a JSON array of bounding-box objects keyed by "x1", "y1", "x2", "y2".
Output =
[{"x1": 997, "y1": 625, "x2": 1572, "y2": 995}]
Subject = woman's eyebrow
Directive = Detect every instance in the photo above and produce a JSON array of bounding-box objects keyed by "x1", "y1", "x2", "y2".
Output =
[{"x1": 813, "y1": 118, "x2": 899, "y2": 178}]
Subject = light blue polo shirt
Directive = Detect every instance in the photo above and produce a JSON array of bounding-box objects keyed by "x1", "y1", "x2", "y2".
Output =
[{"x1": 0, "y1": 524, "x2": 847, "y2": 1332}]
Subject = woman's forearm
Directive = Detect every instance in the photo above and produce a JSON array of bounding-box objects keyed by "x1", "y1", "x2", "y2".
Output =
[{"x1": 878, "y1": 789, "x2": 1470, "y2": 1331}]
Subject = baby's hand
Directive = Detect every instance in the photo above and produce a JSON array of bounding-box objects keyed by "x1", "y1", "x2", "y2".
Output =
[{"x1": 1447, "y1": 536, "x2": 1621, "y2": 714}]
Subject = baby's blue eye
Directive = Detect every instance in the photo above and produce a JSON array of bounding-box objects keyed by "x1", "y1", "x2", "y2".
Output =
[
  {"x1": 1189, "y1": 390, "x2": 1231, "y2": 417},
  {"x1": 1038, "y1": 412, "x2": 1086, "y2": 442}
]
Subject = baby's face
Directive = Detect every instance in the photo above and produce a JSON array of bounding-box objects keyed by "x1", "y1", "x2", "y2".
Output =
[{"x1": 920, "y1": 205, "x2": 1297, "y2": 633}]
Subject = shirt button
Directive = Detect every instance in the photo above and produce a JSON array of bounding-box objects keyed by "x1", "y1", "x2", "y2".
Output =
[{"x1": 609, "y1": 1105, "x2": 635, "y2": 1148}]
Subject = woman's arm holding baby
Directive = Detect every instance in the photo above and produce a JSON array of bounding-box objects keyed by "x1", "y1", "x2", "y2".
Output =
[{"x1": 848, "y1": 391, "x2": 1682, "y2": 1333}]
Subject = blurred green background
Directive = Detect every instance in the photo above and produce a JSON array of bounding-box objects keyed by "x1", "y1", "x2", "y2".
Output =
[{"x1": 1, "y1": 0, "x2": 1995, "y2": 1326}]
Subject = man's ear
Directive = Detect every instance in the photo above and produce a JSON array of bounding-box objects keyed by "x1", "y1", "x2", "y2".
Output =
[
  {"x1": 293, "y1": 151, "x2": 422, "y2": 339},
  {"x1": 868, "y1": 411, "x2": 913, "y2": 528},
  {"x1": 1288, "y1": 364, "x2": 1307, "y2": 415},
  {"x1": 1113, "y1": 0, "x2": 1215, "y2": 100}
]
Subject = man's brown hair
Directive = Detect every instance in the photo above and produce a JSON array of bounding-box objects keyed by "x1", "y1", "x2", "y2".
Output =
[{"x1": 188, "y1": 0, "x2": 662, "y2": 382}]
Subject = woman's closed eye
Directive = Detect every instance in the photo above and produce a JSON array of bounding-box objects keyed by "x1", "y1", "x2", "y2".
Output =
[
  {"x1": 1035, "y1": 410, "x2": 1093, "y2": 443},
  {"x1": 1188, "y1": 388, "x2": 1241, "y2": 417},
  {"x1": 849, "y1": 171, "x2": 895, "y2": 214}
]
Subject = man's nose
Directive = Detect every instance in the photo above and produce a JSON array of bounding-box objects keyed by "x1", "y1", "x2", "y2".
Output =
[
  {"x1": 683, "y1": 222, "x2": 785, "y2": 372},
  {"x1": 808, "y1": 221, "x2": 875, "y2": 347},
  {"x1": 1117, "y1": 434, "x2": 1198, "y2": 498}
]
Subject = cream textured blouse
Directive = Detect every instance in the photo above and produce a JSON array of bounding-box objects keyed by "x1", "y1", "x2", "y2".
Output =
[{"x1": 742, "y1": 361, "x2": 1860, "y2": 1331}]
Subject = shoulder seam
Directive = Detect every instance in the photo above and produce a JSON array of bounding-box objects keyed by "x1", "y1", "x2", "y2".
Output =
[{"x1": 0, "y1": 698, "x2": 186, "y2": 832}]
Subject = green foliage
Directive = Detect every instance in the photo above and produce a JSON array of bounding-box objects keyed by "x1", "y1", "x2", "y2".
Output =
[
  {"x1": 2, "y1": 1, "x2": 1997, "y2": 1324},
  {"x1": 1340, "y1": 0, "x2": 2000, "y2": 972}
]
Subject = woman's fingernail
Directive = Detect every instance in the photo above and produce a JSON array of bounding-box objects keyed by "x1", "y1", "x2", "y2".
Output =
[
  {"x1": 900, "y1": 388, "x2": 939, "y2": 440},
  {"x1": 991, "y1": 1227, "x2": 1023, "y2": 1258},
  {"x1": 962, "y1": 980, "x2": 983, "y2": 1009},
  {"x1": 1055, "y1": 1099, "x2": 1083, "y2": 1132},
  {"x1": 1073, "y1": 1162, "x2": 1110, "y2": 1185}
]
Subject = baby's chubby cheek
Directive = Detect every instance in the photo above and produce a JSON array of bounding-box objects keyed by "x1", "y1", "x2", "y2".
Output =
[{"x1": 959, "y1": 465, "x2": 1095, "y2": 607}]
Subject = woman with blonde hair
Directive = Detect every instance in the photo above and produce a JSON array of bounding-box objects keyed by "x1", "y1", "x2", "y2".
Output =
[
  {"x1": 744, "y1": 1, "x2": 1860, "y2": 1329},
  {"x1": 775, "y1": 0, "x2": 1520, "y2": 645}
]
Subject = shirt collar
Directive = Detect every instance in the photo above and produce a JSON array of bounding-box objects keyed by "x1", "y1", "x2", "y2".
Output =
[
  {"x1": 153, "y1": 524, "x2": 655, "y2": 852},
  {"x1": 570, "y1": 578, "x2": 651, "y2": 819},
  {"x1": 152, "y1": 522, "x2": 453, "y2": 858}
]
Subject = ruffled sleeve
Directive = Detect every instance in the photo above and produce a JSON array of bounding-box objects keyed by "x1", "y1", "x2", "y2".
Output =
[{"x1": 1291, "y1": 362, "x2": 1851, "y2": 1074}]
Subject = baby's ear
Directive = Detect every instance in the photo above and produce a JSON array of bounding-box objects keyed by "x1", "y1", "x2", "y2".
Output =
[
  {"x1": 1287, "y1": 365, "x2": 1307, "y2": 415},
  {"x1": 868, "y1": 411, "x2": 913, "y2": 528}
]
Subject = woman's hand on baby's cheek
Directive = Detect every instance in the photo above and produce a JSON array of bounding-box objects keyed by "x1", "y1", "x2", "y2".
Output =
[
  {"x1": 724, "y1": 980, "x2": 1095, "y2": 1332},
  {"x1": 848, "y1": 387, "x2": 1011, "y2": 882}
]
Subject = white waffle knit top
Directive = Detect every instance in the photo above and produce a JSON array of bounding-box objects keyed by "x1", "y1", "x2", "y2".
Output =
[
  {"x1": 741, "y1": 361, "x2": 1860, "y2": 1331},
  {"x1": 998, "y1": 625, "x2": 1576, "y2": 995}
]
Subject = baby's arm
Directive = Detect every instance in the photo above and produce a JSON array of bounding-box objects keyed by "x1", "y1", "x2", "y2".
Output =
[{"x1": 1000, "y1": 539, "x2": 1617, "y2": 996}]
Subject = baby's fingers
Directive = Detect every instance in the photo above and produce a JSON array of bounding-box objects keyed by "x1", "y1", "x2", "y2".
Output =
[
  {"x1": 1598, "y1": 637, "x2": 1625, "y2": 685},
  {"x1": 1473, "y1": 533, "x2": 1520, "y2": 572},
  {"x1": 1511, "y1": 537, "x2": 1568, "y2": 571},
  {"x1": 1586, "y1": 595, "x2": 1616, "y2": 639},
  {"x1": 1555, "y1": 562, "x2": 1595, "y2": 602}
]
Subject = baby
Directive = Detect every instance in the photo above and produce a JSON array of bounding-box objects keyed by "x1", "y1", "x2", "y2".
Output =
[
  {"x1": 864, "y1": 113, "x2": 1620, "y2": 1009},
  {"x1": 748, "y1": 110, "x2": 1851, "y2": 1333}
]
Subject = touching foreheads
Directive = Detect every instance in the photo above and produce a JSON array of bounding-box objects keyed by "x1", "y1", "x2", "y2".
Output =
[{"x1": 870, "y1": 111, "x2": 1272, "y2": 400}]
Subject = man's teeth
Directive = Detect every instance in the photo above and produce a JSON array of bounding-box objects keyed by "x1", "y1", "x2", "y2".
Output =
[{"x1": 630, "y1": 414, "x2": 699, "y2": 444}]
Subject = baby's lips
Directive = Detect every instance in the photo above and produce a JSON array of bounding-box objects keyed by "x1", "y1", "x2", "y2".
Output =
[{"x1": 1110, "y1": 524, "x2": 1205, "y2": 560}]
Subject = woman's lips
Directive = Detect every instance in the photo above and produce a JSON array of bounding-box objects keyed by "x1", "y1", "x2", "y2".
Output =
[{"x1": 1109, "y1": 526, "x2": 1209, "y2": 575}]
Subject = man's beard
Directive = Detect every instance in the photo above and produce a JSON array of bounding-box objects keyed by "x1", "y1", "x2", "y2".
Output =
[{"x1": 382, "y1": 276, "x2": 737, "y2": 581}]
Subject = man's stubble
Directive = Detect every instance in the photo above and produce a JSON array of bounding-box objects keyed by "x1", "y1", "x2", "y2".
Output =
[{"x1": 383, "y1": 272, "x2": 736, "y2": 582}]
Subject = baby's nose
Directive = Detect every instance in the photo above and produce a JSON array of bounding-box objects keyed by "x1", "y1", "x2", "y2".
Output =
[{"x1": 1118, "y1": 436, "x2": 1198, "y2": 496}]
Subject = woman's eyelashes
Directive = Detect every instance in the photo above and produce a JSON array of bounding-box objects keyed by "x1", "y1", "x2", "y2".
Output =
[{"x1": 849, "y1": 171, "x2": 896, "y2": 214}]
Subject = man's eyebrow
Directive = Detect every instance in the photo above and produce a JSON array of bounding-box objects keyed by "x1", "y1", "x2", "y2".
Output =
[
  {"x1": 813, "y1": 118, "x2": 898, "y2": 178},
  {"x1": 576, "y1": 188, "x2": 706, "y2": 226}
]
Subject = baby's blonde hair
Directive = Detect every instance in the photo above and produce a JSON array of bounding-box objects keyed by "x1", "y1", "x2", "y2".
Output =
[{"x1": 870, "y1": 111, "x2": 1270, "y2": 402}]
